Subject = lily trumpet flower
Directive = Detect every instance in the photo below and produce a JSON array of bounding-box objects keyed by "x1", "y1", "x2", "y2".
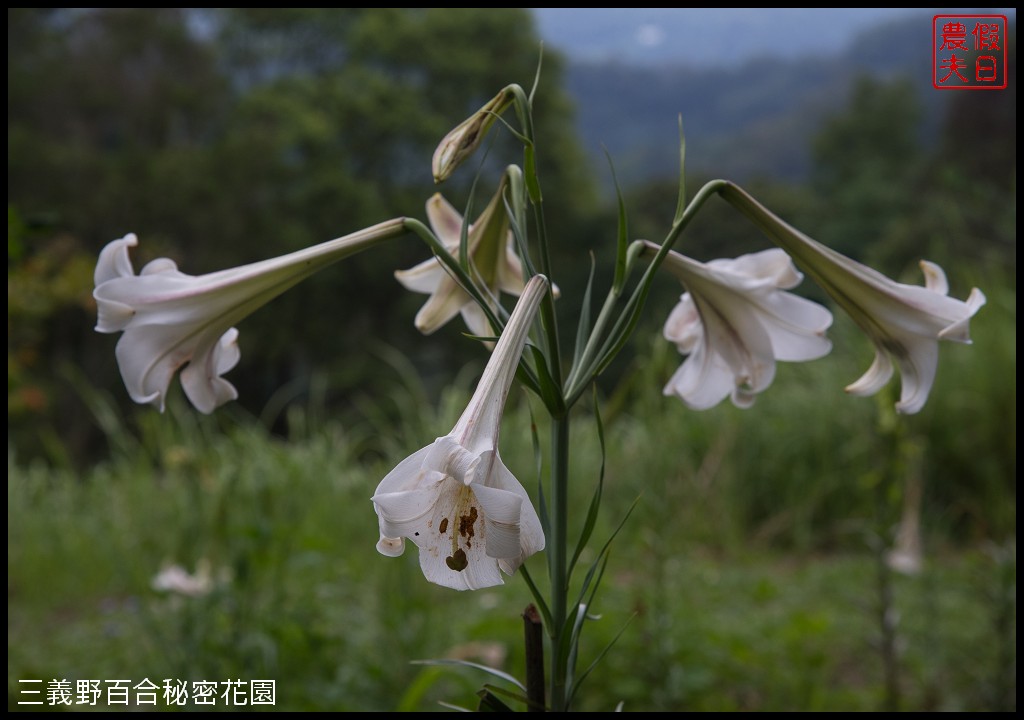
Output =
[
  {"x1": 654, "y1": 243, "x2": 834, "y2": 410},
  {"x1": 396, "y1": 183, "x2": 526, "y2": 338},
  {"x1": 93, "y1": 219, "x2": 405, "y2": 413},
  {"x1": 372, "y1": 276, "x2": 548, "y2": 590},
  {"x1": 722, "y1": 184, "x2": 986, "y2": 414}
]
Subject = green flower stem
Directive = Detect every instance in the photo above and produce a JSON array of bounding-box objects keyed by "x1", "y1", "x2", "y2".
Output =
[
  {"x1": 512, "y1": 86, "x2": 563, "y2": 402},
  {"x1": 521, "y1": 119, "x2": 562, "y2": 400},
  {"x1": 534, "y1": 204, "x2": 564, "y2": 403},
  {"x1": 548, "y1": 410, "x2": 571, "y2": 712},
  {"x1": 542, "y1": 180, "x2": 730, "y2": 709}
]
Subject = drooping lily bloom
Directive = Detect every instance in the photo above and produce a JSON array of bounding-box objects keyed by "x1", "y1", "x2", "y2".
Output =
[
  {"x1": 372, "y1": 276, "x2": 548, "y2": 590},
  {"x1": 94, "y1": 219, "x2": 405, "y2": 413},
  {"x1": 396, "y1": 183, "x2": 526, "y2": 338},
  {"x1": 654, "y1": 243, "x2": 834, "y2": 410},
  {"x1": 722, "y1": 184, "x2": 986, "y2": 414}
]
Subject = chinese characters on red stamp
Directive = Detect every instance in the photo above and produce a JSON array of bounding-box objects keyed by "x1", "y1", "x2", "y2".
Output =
[{"x1": 933, "y1": 15, "x2": 1007, "y2": 90}]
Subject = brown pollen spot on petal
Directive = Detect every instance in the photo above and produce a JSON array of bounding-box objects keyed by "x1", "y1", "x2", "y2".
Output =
[
  {"x1": 439, "y1": 517, "x2": 449, "y2": 534},
  {"x1": 445, "y1": 548, "x2": 468, "y2": 572},
  {"x1": 459, "y1": 506, "x2": 478, "y2": 541}
]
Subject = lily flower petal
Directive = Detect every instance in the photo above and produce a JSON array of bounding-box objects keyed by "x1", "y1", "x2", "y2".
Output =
[
  {"x1": 655, "y1": 243, "x2": 833, "y2": 410},
  {"x1": 94, "y1": 219, "x2": 405, "y2": 413},
  {"x1": 372, "y1": 276, "x2": 548, "y2": 590},
  {"x1": 396, "y1": 186, "x2": 527, "y2": 338},
  {"x1": 722, "y1": 184, "x2": 986, "y2": 414}
]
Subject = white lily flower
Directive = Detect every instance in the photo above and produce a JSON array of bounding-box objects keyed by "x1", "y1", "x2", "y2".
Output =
[
  {"x1": 372, "y1": 276, "x2": 548, "y2": 591},
  {"x1": 94, "y1": 219, "x2": 405, "y2": 413},
  {"x1": 722, "y1": 184, "x2": 986, "y2": 414},
  {"x1": 151, "y1": 559, "x2": 224, "y2": 597},
  {"x1": 396, "y1": 186, "x2": 526, "y2": 338},
  {"x1": 656, "y1": 244, "x2": 834, "y2": 410}
]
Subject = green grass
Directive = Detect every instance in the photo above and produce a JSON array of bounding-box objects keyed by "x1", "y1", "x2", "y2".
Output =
[{"x1": 6, "y1": 437, "x2": 1014, "y2": 711}]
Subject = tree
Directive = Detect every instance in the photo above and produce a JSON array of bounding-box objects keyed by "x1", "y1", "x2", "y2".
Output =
[
  {"x1": 8, "y1": 8, "x2": 594, "y2": 463},
  {"x1": 809, "y1": 76, "x2": 923, "y2": 260}
]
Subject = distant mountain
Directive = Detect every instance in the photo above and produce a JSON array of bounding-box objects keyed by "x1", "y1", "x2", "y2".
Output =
[
  {"x1": 549, "y1": 11, "x2": 1011, "y2": 185},
  {"x1": 533, "y1": 8, "x2": 924, "y2": 67}
]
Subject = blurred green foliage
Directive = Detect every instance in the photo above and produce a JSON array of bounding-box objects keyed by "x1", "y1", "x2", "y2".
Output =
[
  {"x1": 8, "y1": 337, "x2": 1016, "y2": 709},
  {"x1": 7, "y1": 8, "x2": 594, "y2": 464},
  {"x1": 7, "y1": 8, "x2": 1016, "y2": 530},
  {"x1": 6, "y1": 11, "x2": 1016, "y2": 709}
]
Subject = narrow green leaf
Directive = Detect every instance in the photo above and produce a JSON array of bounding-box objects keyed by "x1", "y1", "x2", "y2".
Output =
[
  {"x1": 573, "y1": 497, "x2": 639, "y2": 614},
  {"x1": 565, "y1": 179, "x2": 728, "y2": 407},
  {"x1": 460, "y1": 332, "x2": 501, "y2": 344},
  {"x1": 565, "y1": 601, "x2": 591, "y2": 690},
  {"x1": 602, "y1": 148, "x2": 629, "y2": 293},
  {"x1": 571, "y1": 254, "x2": 597, "y2": 369},
  {"x1": 525, "y1": 400, "x2": 550, "y2": 541},
  {"x1": 529, "y1": 344, "x2": 562, "y2": 415},
  {"x1": 568, "y1": 386, "x2": 606, "y2": 576},
  {"x1": 481, "y1": 683, "x2": 541, "y2": 710},
  {"x1": 504, "y1": 192, "x2": 537, "y2": 280},
  {"x1": 524, "y1": 145, "x2": 542, "y2": 204},
  {"x1": 673, "y1": 115, "x2": 687, "y2": 225},
  {"x1": 557, "y1": 497, "x2": 638, "y2": 686},
  {"x1": 571, "y1": 547, "x2": 607, "y2": 626},
  {"x1": 528, "y1": 44, "x2": 545, "y2": 104},
  {"x1": 490, "y1": 112, "x2": 532, "y2": 146},
  {"x1": 507, "y1": 84, "x2": 533, "y2": 147},
  {"x1": 458, "y1": 175, "x2": 481, "y2": 270},
  {"x1": 600, "y1": 496, "x2": 640, "y2": 559},
  {"x1": 569, "y1": 613, "x2": 638, "y2": 706},
  {"x1": 477, "y1": 689, "x2": 515, "y2": 712},
  {"x1": 519, "y1": 564, "x2": 553, "y2": 630},
  {"x1": 411, "y1": 659, "x2": 527, "y2": 693},
  {"x1": 437, "y1": 701, "x2": 474, "y2": 712}
]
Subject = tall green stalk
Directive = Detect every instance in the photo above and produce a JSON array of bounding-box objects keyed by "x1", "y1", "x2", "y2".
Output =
[{"x1": 548, "y1": 411, "x2": 571, "y2": 711}]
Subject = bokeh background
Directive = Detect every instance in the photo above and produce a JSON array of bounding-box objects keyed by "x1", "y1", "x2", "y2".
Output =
[{"x1": 8, "y1": 8, "x2": 1016, "y2": 711}]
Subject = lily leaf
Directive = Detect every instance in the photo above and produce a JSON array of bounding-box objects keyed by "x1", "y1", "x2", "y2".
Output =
[
  {"x1": 603, "y1": 148, "x2": 629, "y2": 293},
  {"x1": 571, "y1": 254, "x2": 597, "y2": 370},
  {"x1": 569, "y1": 386, "x2": 606, "y2": 576},
  {"x1": 412, "y1": 659, "x2": 526, "y2": 693},
  {"x1": 673, "y1": 116, "x2": 687, "y2": 225},
  {"x1": 477, "y1": 689, "x2": 515, "y2": 712}
]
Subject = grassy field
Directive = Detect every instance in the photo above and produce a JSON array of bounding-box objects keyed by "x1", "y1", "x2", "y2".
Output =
[{"x1": 8, "y1": 287, "x2": 1016, "y2": 712}]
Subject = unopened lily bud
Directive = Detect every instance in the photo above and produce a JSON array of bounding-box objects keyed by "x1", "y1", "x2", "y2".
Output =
[{"x1": 432, "y1": 87, "x2": 515, "y2": 183}]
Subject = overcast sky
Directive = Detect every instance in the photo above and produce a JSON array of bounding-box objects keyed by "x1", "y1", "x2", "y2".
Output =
[{"x1": 532, "y1": 8, "x2": 1016, "y2": 66}]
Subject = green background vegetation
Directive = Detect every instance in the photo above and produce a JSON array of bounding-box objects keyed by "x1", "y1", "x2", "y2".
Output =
[{"x1": 8, "y1": 8, "x2": 1015, "y2": 711}]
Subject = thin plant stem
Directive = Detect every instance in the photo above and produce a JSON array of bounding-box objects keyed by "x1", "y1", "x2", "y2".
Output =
[
  {"x1": 872, "y1": 400, "x2": 903, "y2": 713},
  {"x1": 533, "y1": 201, "x2": 564, "y2": 400},
  {"x1": 876, "y1": 520, "x2": 901, "y2": 712},
  {"x1": 548, "y1": 411, "x2": 571, "y2": 711}
]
